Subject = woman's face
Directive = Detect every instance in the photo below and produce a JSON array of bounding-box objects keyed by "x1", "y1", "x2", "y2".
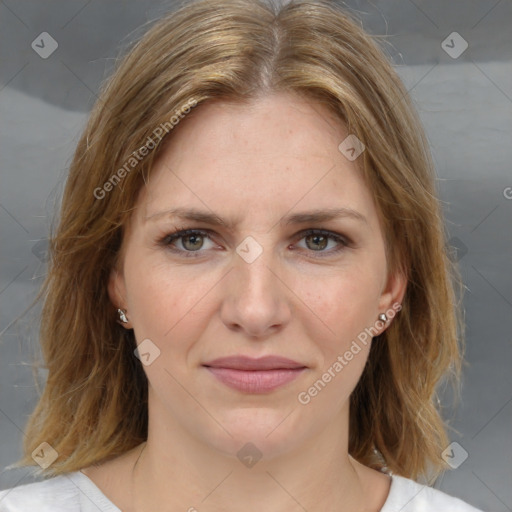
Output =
[{"x1": 110, "y1": 92, "x2": 405, "y2": 459}]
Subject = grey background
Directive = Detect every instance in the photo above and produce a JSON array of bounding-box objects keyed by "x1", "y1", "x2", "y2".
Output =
[{"x1": 0, "y1": 0, "x2": 511, "y2": 510}]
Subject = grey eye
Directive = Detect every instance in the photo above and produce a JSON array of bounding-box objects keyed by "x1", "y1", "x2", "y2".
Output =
[
  {"x1": 304, "y1": 233, "x2": 329, "y2": 251},
  {"x1": 180, "y1": 233, "x2": 206, "y2": 251}
]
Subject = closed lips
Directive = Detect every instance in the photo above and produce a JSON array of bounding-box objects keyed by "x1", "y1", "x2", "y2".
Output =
[
  {"x1": 203, "y1": 356, "x2": 307, "y2": 393},
  {"x1": 202, "y1": 355, "x2": 307, "y2": 370}
]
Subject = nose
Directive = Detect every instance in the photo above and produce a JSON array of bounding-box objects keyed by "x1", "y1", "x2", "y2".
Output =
[{"x1": 220, "y1": 244, "x2": 292, "y2": 338}]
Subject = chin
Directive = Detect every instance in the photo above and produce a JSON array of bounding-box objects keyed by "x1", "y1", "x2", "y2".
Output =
[{"x1": 203, "y1": 406, "x2": 308, "y2": 462}]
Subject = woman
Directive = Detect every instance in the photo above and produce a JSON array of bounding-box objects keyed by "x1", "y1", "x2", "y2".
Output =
[{"x1": 0, "y1": 0, "x2": 483, "y2": 510}]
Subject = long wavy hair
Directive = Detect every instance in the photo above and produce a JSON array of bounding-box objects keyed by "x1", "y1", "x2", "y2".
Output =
[{"x1": 13, "y1": 0, "x2": 463, "y2": 481}]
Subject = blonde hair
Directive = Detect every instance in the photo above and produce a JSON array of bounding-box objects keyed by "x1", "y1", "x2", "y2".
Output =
[{"x1": 13, "y1": 0, "x2": 462, "y2": 481}]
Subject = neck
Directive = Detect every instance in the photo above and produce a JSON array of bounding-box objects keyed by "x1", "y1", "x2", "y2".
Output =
[{"x1": 130, "y1": 402, "x2": 385, "y2": 512}]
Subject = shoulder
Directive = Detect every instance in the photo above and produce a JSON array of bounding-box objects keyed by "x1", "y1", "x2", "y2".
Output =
[
  {"x1": 0, "y1": 473, "x2": 79, "y2": 512},
  {"x1": 381, "y1": 474, "x2": 484, "y2": 512},
  {"x1": 0, "y1": 471, "x2": 120, "y2": 512}
]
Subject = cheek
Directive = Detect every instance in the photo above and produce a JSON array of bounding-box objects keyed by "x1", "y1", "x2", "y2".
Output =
[
  {"x1": 122, "y1": 249, "x2": 228, "y2": 352},
  {"x1": 297, "y1": 264, "x2": 384, "y2": 343},
  {"x1": 295, "y1": 274, "x2": 379, "y2": 411}
]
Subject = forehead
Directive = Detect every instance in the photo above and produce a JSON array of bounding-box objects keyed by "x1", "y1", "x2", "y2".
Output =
[{"x1": 137, "y1": 92, "x2": 377, "y2": 227}]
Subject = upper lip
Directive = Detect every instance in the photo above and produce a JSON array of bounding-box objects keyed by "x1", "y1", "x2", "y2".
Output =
[{"x1": 203, "y1": 355, "x2": 306, "y2": 371}]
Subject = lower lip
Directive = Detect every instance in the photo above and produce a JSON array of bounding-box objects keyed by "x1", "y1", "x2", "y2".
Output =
[{"x1": 205, "y1": 367, "x2": 306, "y2": 393}]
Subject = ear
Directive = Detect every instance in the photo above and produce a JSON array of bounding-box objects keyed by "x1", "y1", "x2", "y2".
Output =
[
  {"x1": 377, "y1": 266, "x2": 407, "y2": 320},
  {"x1": 108, "y1": 267, "x2": 132, "y2": 329}
]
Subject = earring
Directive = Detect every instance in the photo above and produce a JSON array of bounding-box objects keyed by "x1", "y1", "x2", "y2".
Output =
[
  {"x1": 378, "y1": 313, "x2": 387, "y2": 323},
  {"x1": 117, "y1": 308, "x2": 128, "y2": 324}
]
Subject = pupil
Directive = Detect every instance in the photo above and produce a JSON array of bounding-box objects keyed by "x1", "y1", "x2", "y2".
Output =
[
  {"x1": 307, "y1": 234, "x2": 327, "y2": 251},
  {"x1": 184, "y1": 234, "x2": 203, "y2": 251}
]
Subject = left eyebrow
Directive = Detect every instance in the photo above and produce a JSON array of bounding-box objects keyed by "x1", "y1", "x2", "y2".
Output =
[
  {"x1": 281, "y1": 208, "x2": 367, "y2": 225},
  {"x1": 144, "y1": 206, "x2": 367, "y2": 227}
]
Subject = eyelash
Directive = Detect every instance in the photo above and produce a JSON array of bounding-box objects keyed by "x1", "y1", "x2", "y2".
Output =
[{"x1": 157, "y1": 227, "x2": 351, "y2": 259}]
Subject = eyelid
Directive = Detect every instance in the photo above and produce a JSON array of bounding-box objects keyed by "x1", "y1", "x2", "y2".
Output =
[
  {"x1": 158, "y1": 227, "x2": 217, "y2": 257},
  {"x1": 293, "y1": 228, "x2": 350, "y2": 245},
  {"x1": 291, "y1": 228, "x2": 351, "y2": 256}
]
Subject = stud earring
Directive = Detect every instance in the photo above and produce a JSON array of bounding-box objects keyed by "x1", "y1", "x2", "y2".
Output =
[
  {"x1": 378, "y1": 313, "x2": 388, "y2": 323},
  {"x1": 117, "y1": 308, "x2": 128, "y2": 324}
]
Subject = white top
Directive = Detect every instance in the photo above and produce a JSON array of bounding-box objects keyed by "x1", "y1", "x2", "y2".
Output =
[{"x1": 0, "y1": 470, "x2": 484, "y2": 511}]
